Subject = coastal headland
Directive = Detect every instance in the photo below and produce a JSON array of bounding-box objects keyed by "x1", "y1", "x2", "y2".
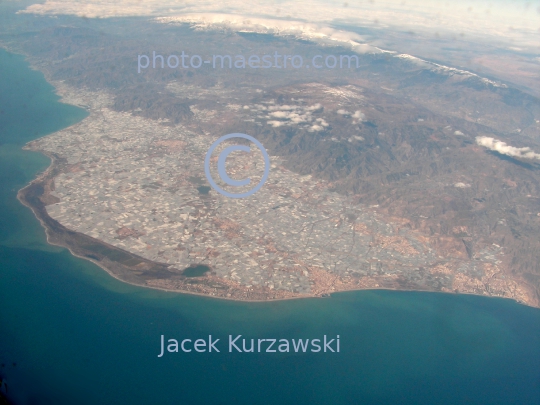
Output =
[{"x1": 17, "y1": 83, "x2": 538, "y2": 306}]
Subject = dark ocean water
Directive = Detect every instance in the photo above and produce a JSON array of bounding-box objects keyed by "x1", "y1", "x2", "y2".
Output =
[{"x1": 0, "y1": 49, "x2": 539, "y2": 405}]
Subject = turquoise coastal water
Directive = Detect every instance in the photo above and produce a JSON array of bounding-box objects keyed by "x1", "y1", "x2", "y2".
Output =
[{"x1": 0, "y1": 49, "x2": 539, "y2": 405}]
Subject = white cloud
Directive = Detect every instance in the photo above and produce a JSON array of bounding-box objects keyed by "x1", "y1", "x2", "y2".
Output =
[
  {"x1": 352, "y1": 110, "x2": 365, "y2": 120},
  {"x1": 396, "y1": 54, "x2": 508, "y2": 87},
  {"x1": 18, "y1": 1, "x2": 540, "y2": 52},
  {"x1": 289, "y1": 114, "x2": 307, "y2": 124},
  {"x1": 337, "y1": 109, "x2": 365, "y2": 123},
  {"x1": 268, "y1": 105, "x2": 299, "y2": 111},
  {"x1": 305, "y1": 103, "x2": 322, "y2": 112},
  {"x1": 454, "y1": 182, "x2": 471, "y2": 188},
  {"x1": 267, "y1": 120, "x2": 285, "y2": 128},
  {"x1": 476, "y1": 136, "x2": 540, "y2": 160},
  {"x1": 268, "y1": 110, "x2": 309, "y2": 124},
  {"x1": 156, "y1": 13, "x2": 372, "y2": 52},
  {"x1": 257, "y1": 103, "x2": 327, "y2": 131},
  {"x1": 268, "y1": 111, "x2": 290, "y2": 119},
  {"x1": 308, "y1": 124, "x2": 324, "y2": 132}
]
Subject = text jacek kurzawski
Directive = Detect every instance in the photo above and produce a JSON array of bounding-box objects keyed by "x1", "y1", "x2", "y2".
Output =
[{"x1": 158, "y1": 335, "x2": 340, "y2": 357}]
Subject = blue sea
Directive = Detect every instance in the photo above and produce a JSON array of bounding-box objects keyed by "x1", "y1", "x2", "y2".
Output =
[{"x1": 0, "y1": 48, "x2": 539, "y2": 405}]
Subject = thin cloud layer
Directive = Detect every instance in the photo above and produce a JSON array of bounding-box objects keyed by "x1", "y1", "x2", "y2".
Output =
[
  {"x1": 18, "y1": 0, "x2": 540, "y2": 52},
  {"x1": 156, "y1": 13, "x2": 378, "y2": 54}
]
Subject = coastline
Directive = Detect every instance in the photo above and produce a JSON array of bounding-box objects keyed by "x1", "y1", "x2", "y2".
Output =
[
  {"x1": 9, "y1": 51, "x2": 538, "y2": 308},
  {"x1": 16, "y1": 156, "x2": 539, "y2": 307},
  {"x1": 16, "y1": 151, "x2": 309, "y2": 302},
  {"x1": 2, "y1": 25, "x2": 540, "y2": 405}
]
